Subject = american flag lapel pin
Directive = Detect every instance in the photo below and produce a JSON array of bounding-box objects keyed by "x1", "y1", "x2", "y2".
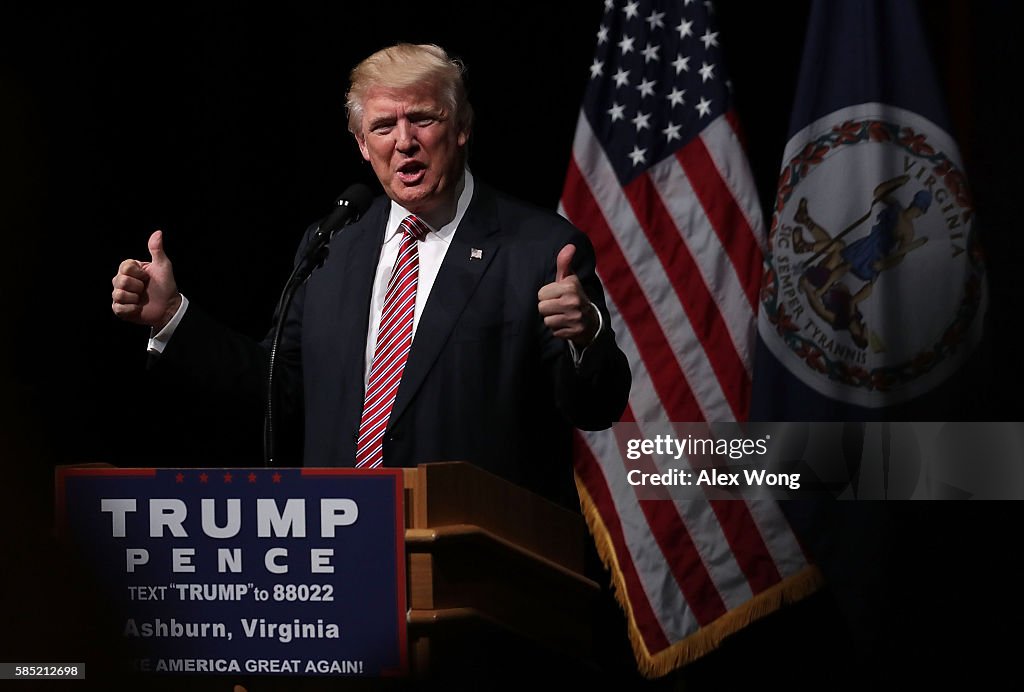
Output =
[{"x1": 470, "y1": 248, "x2": 483, "y2": 261}]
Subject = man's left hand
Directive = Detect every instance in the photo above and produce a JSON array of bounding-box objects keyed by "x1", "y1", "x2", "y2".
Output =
[{"x1": 538, "y1": 244, "x2": 600, "y2": 348}]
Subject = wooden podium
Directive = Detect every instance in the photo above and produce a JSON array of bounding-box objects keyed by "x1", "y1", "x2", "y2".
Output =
[{"x1": 401, "y1": 462, "x2": 601, "y2": 679}]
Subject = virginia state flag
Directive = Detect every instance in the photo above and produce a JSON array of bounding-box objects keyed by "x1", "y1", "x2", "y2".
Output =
[{"x1": 751, "y1": 0, "x2": 986, "y2": 421}]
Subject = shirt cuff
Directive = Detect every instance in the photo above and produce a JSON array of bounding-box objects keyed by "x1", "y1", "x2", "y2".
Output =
[
  {"x1": 567, "y1": 303, "x2": 604, "y2": 368},
  {"x1": 147, "y1": 294, "x2": 189, "y2": 354}
]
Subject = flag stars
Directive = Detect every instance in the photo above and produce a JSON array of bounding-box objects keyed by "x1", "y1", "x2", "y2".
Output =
[
  {"x1": 646, "y1": 10, "x2": 666, "y2": 30},
  {"x1": 701, "y1": 29, "x2": 719, "y2": 49},
  {"x1": 628, "y1": 145, "x2": 647, "y2": 166},
  {"x1": 247, "y1": 472, "x2": 257, "y2": 483},
  {"x1": 632, "y1": 111, "x2": 651, "y2": 131},
  {"x1": 223, "y1": 472, "x2": 233, "y2": 483},
  {"x1": 663, "y1": 122, "x2": 682, "y2": 142},
  {"x1": 584, "y1": 0, "x2": 733, "y2": 178},
  {"x1": 696, "y1": 96, "x2": 712, "y2": 117},
  {"x1": 272, "y1": 472, "x2": 282, "y2": 484}
]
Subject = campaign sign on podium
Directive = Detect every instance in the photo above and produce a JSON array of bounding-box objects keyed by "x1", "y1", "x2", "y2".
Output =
[{"x1": 55, "y1": 467, "x2": 407, "y2": 677}]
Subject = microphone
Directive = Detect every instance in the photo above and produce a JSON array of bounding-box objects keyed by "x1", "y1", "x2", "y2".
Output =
[{"x1": 306, "y1": 183, "x2": 375, "y2": 256}]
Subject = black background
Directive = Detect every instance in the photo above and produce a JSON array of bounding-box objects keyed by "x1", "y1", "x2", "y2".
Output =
[{"x1": 1, "y1": 2, "x2": 1022, "y2": 688}]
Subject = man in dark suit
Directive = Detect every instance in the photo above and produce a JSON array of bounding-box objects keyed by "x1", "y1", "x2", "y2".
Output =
[{"x1": 110, "y1": 43, "x2": 630, "y2": 504}]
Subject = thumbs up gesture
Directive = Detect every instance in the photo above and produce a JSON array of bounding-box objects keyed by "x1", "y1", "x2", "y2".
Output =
[
  {"x1": 111, "y1": 230, "x2": 182, "y2": 329},
  {"x1": 537, "y1": 243, "x2": 600, "y2": 347}
]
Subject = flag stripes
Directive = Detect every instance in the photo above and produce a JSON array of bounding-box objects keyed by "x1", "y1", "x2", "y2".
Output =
[{"x1": 560, "y1": 0, "x2": 820, "y2": 676}]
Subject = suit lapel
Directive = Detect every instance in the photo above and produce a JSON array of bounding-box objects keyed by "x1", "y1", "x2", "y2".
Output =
[{"x1": 389, "y1": 185, "x2": 501, "y2": 426}]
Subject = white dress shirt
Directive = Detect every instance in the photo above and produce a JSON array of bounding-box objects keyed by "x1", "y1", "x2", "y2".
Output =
[{"x1": 362, "y1": 170, "x2": 473, "y2": 386}]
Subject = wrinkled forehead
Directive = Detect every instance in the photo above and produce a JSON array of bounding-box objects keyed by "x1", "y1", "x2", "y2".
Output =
[{"x1": 361, "y1": 84, "x2": 448, "y2": 118}]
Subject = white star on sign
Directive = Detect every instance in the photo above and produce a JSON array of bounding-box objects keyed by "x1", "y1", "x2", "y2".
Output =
[
  {"x1": 696, "y1": 96, "x2": 712, "y2": 117},
  {"x1": 590, "y1": 59, "x2": 604, "y2": 79},
  {"x1": 672, "y1": 54, "x2": 690, "y2": 74},
  {"x1": 618, "y1": 35, "x2": 635, "y2": 54},
  {"x1": 597, "y1": 25, "x2": 609, "y2": 44},
  {"x1": 667, "y1": 87, "x2": 686, "y2": 107},
  {"x1": 646, "y1": 10, "x2": 665, "y2": 30},
  {"x1": 701, "y1": 29, "x2": 719, "y2": 49},
  {"x1": 699, "y1": 61, "x2": 715, "y2": 82},
  {"x1": 604, "y1": 0, "x2": 614, "y2": 11},
  {"x1": 662, "y1": 122, "x2": 682, "y2": 142},
  {"x1": 676, "y1": 18, "x2": 694, "y2": 39},
  {"x1": 641, "y1": 43, "x2": 660, "y2": 63},
  {"x1": 608, "y1": 102, "x2": 626, "y2": 122},
  {"x1": 636, "y1": 77, "x2": 657, "y2": 98},
  {"x1": 628, "y1": 145, "x2": 647, "y2": 166},
  {"x1": 613, "y1": 68, "x2": 631, "y2": 88},
  {"x1": 632, "y1": 111, "x2": 651, "y2": 131},
  {"x1": 623, "y1": 1, "x2": 640, "y2": 20}
]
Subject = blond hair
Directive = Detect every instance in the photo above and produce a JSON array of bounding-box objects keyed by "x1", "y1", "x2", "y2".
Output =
[{"x1": 346, "y1": 43, "x2": 473, "y2": 136}]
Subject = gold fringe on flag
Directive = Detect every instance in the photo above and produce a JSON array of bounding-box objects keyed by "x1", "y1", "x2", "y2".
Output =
[{"x1": 575, "y1": 473, "x2": 824, "y2": 679}]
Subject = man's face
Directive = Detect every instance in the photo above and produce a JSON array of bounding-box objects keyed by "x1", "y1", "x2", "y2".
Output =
[{"x1": 356, "y1": 84, "x2": 469, "y2": 218}]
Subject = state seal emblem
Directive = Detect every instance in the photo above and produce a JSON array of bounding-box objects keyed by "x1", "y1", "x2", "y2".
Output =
[{"x1": 759, "y1": 103, "x2": 985, "y2": 407}]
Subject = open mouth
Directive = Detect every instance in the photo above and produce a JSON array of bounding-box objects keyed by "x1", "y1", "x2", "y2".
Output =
[{"x1": 397, "y1": 161, "x2": 426, "y2": 185}]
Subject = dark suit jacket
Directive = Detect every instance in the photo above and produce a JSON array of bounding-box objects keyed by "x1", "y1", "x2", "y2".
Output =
[{"x1": 161, "y1": 182, "x2": 630, "y2": 503}]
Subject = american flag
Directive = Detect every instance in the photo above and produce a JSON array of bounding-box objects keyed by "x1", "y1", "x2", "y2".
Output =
[{"x1": 559, "y1": 0, "x2": 821, "y2": 676}]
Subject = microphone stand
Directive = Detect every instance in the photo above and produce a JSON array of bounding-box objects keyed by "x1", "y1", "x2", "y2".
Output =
[
  {"x1": 262, "y1": 242, "x2": 326, "y2": 467},
  {"x1": 262, "y1": 185, "x2": 372, "y2": 467}
]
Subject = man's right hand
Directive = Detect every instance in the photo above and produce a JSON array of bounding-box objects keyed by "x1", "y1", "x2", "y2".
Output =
[{"x1": 111, "y1": 230, "x2": 181, "y2": 329}]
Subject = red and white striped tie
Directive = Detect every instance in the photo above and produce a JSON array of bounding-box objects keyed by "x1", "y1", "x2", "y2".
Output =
[{"x1": 354, "y1": 215, "x2": 429, "y2": 468}]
